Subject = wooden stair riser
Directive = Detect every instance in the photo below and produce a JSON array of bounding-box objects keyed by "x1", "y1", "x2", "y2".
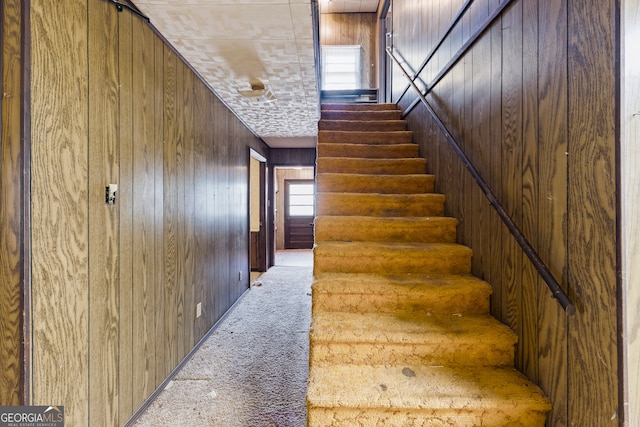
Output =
[
  {"x1": 317, "y1": 157, "x2": 426, "y2": 175},
  {"x1": 316, "y1": 173, "x2": 435, "y2": 194},
  {"x1": 318, "y1": 130, "x2": 413, "y2": 145},
  {"x1": 313, "y1": 243, "x2": 472, "y2": 275},
  {"x1": 316, "y1": 193, "x2": 445, "y2": 217},
  {"x1": 321, "y1": 110, "x2": 403, "y2": 121},
  {"x1": 317, "y1": 143, "x2": 419, "y2": 159},
  {"x1": 314, "y1": 216, "x2": 457, "y2": 244},
  {"x1": 319, "y1": 120, "x2": 407, "y2": 132}
]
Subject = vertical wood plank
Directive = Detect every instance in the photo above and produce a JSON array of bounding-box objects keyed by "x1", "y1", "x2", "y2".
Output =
[
  {"x1": 228, "y1": 116, "x2": 249, "y2": 306},
  {"x1": 567, "y1": 0, "x2": 618, "y2": 423},
  {"x1": 470, "y1": 0, "x2": 491, "y2": 281},
  {"x1": 500, "y1": 0, "x2": 524, "y2": 365},
  {"x1": 206, "y1": 93, "x2": 217, "y2": 327},
  {"x1": 193, "y1": 80, "x2": 208, "y2": 340},
  {"x1": 131, "y1": 21, "x2": 156, "y2": 408},
  {"x1": 182, "y1": 65, "x2": 196, "y2": 355},
  {"x1": 117, "y1": 11, "x2": 134, "y2": 425},
  {"x1": 174, "y1": 61, "x2": 186, "y2": 362},
  {"x1": 488, "y1": 0, "x2": 503, "y2": 322},
  {"x1": 30, "y1": 0, "x2": 89, "y2": 424},
  {"x1": 460, "y1": 2, "x2": 473, "y2": 256},
  {"x1": 537, "y1": 0, "x2": 569, "y2": 422},
  {"x1": 88, "y1": 1, "x2": 119, "y2": 424},
  {"x1": 0, "y1": 0, "x2": 24, "y2": 406},
  {"x1": 153, "y1": 36, "x2": 166, "y2": 387},
  {"x1": 521, "y1": 0, "x2": 540, "y2": 382},
  {"x1": 449, "y1": 9, "x2": 465, "y2": 246},
  {"x1": 163, "y1": 46, "x2": 179, "y2": 370},
  {"x1": 211, "y1": 97, "x2": 222, "y2": 322},
  {"x1": 217, "y1": 98, "x2": 231, "y2": 317}
]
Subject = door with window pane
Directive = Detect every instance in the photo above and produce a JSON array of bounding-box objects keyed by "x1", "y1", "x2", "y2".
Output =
[{"x1": 284, "y1": 180, "x2": 315, "y2": 249}]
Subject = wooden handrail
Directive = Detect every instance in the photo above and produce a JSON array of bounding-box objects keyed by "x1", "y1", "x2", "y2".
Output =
[{"x1": 386, "y1": 47, "x2": 576, "y2": 316}]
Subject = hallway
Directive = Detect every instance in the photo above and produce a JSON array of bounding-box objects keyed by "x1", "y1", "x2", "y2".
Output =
[{"x1": 132, "y1": 251, "x2": 313, "y2": 426}]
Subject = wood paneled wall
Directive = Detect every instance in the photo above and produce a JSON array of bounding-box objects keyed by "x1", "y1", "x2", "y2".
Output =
[
  {"x1": 26, "y1": 1, "x2": 268, "y2": 425},
  {"x1": 270, "y1": 147, "x2": 316, "y2": 166},
  {"x1": 0, "y1": 0, "x2": 25, "y2": 407},
  {"x1": 390, "y1": 0, "x2": 618, "y2": 425},
  {"x1": 320, "y1": 13, "x2": 377, "y2": 89}
]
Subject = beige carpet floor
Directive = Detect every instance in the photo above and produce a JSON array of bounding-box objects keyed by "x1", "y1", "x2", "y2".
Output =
[{"x1": 133, "y1": 252, "x2": 313, "y2": 427}]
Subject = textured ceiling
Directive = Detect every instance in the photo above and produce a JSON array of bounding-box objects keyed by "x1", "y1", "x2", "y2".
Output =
[{"x1": 133, "y1": 0, "x2": 379, "y2": 148}]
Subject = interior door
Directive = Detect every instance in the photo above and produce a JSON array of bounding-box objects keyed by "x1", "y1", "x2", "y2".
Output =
[{"x1": 284, "y1": 180, "x2": 315, "y2": 249}]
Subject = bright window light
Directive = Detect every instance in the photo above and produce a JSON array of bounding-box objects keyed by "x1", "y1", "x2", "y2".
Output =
[
  {"x1": 288, "y1": 183, "x2": 315, "y2": 217},
  {"x1": 321, "y1": 45, "x2": 362, "y2": 90}
]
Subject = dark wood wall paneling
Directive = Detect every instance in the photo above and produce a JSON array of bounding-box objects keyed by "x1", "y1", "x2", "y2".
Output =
[
  {"x1": 390, "y1": 0, "x2": 617, "y2": 424},
  {"x1": 25, "y1": 1, "x2": 269, "y2": 425},
  {"x1": 0, "y1": 0, "x2": 24, "y2": 407},
  {"x1": 320, "y1": 13, "x2": 377, "y2": 89},
  {"x1": 270, "y1": 148, "x2": 316, "y2": 166}
]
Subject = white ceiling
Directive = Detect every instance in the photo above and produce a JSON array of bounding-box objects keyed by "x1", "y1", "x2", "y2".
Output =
[{"x1": 132, "y1": 0, "x2": 379, "y2": 148}]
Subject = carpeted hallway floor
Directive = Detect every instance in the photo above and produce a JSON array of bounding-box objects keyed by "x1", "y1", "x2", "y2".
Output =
[{"x1": 133, "y1": 251, "x2": 313, "y2": 427}]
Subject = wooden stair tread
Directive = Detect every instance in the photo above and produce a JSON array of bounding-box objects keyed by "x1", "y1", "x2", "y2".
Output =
[
  {"x1": 310, "y1": 311, "x2": 517, "y2": 345},
  {"x1": 314, "y1": 242, "x2": 472, "y2": 275},
  {"x1": 319, "y1": 120, "x2": 408, "y2": 132},
  {"x1": 317, "y1": 143, "x2": 419, "y2": 158},
  {"x1": 318, "y1": 130, "x2": 413, "y2": 144},
  {"x1": 312, "y1": 273, "x2": 492, "y2": 296},
  {"x1": 321, "y1": 110, "x2": 403, "y2": 121},
  {"x1": 317, "y1": 157, "x2": 426, "y2": 174},
  {"x1": 311, "y1": 273, "x2": 492, "y2": 316},
  {"x1": 314, "y1": 241, "x2": 473, "y2": 255},
  {"x1": 314, "y1": 215, "x2": 457, "y2": 243},
  {"x1": 321, "y1": 103, "x2": 399, "y2": 111},
  {"x1": 307, "y1": 364, "x2": 552, "y2": 411},
  {"x1": 316, "y1": 173, "x2": 435, "y2": 194},
  {"x1": 309, "y1": 311, "x2": 517, "y2": 366},
  {"x1": 316, "y1": 192, "x2": 445, "y2": 217}
]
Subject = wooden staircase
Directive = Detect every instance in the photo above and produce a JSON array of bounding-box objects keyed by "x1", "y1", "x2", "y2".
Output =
[{"x1": 307, "y1": 103, "x2": 552, "y2": 426}]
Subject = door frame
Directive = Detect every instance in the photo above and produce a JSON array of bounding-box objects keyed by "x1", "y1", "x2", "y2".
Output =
[{"x1": 249, "y1": 149, "x2": 268, "y2": 272}]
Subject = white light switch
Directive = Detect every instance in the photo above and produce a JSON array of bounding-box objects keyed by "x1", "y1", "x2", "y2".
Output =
[
  {"x1": 106, "y1": 184, "x2": 118, "y2": 204},
  {"x1": 196, "y1": 302, "x2": 202, "y2": 318}
]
